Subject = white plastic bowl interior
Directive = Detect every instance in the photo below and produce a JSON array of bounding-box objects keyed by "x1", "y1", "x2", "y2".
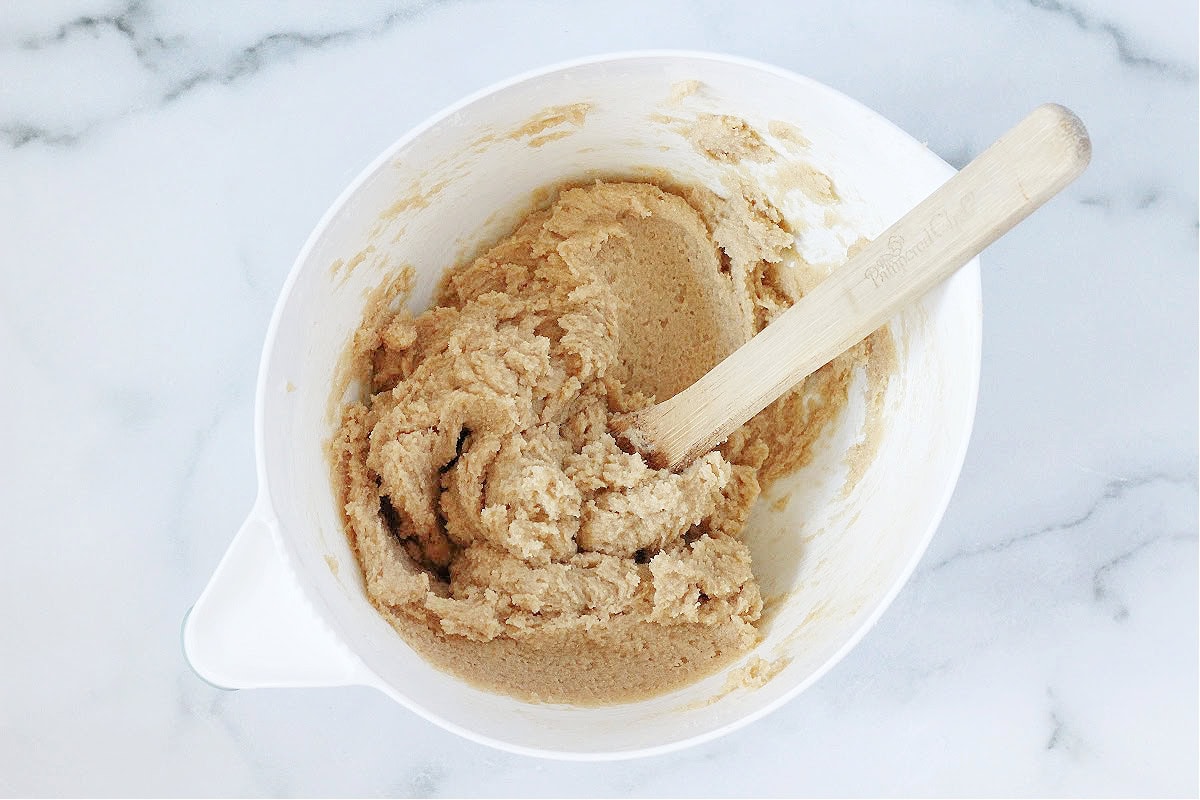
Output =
[{"x1": 183, "y1": 51, "x2": 981, "y2": 760}]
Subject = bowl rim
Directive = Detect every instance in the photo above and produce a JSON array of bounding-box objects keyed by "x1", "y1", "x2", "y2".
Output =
[{"x1": 255, "y1": 48, "x2": 983, "y2": 761}]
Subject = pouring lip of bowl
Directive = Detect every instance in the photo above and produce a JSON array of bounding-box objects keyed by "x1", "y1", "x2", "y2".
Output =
[{"x1": 249, "y1": 49, "x2": 984, "y2": 761}]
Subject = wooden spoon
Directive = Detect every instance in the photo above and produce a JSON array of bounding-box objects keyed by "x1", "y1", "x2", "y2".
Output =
[{"x1": 613, "y1": 103, "x2": 1091, "y2": 471}]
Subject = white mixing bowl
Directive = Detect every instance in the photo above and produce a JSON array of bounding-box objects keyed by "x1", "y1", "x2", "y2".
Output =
[{"x1": 183, "y1": 51, "x2": 981, "y2": 760}]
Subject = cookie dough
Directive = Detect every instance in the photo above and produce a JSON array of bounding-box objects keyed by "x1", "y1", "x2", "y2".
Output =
[{"x1": 333, "y1": 179, "x2": 866, "y2": 704}]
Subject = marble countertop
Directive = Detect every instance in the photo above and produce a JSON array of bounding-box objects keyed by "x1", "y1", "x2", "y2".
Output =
[{"x1": 1, "y1": 0, "x2": 1196, "y2": 796}]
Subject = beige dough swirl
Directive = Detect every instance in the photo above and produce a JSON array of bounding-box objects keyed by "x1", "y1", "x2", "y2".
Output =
[{"x1": 333, "y1": 179, "x2": 880, "y2": 704}]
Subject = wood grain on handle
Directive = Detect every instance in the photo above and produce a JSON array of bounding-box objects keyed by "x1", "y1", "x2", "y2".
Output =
[{"x1": 621, "y1": 104, "x2": 1091, "y2": 471}]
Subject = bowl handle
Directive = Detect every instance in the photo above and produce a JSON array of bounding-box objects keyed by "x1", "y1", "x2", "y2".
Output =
[{"x1": 182, "y1": 502, "x2": 369, "y2": 689}]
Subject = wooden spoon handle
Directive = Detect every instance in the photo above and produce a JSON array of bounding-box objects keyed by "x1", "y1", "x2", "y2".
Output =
[{"x1": 639, "y1": 104, "x2": 1091, "y2": 470}]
